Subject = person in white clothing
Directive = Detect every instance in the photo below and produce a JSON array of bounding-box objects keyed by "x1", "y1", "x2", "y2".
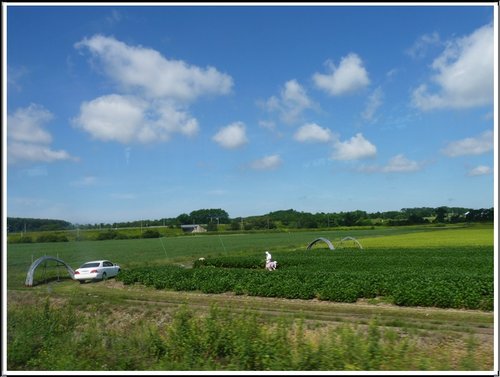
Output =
[{"x1": 265, "y1": 251, "x2": 277, "y2": 271}]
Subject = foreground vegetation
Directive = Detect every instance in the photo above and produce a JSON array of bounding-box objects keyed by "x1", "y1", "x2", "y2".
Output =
[{"x1": 7, "y1": 293, "x2": 491, "y2": 371}]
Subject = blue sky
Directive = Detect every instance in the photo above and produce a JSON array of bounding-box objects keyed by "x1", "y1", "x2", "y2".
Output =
[{"x1": 5, "y1": 4, "x2": 497, "y2": 224}]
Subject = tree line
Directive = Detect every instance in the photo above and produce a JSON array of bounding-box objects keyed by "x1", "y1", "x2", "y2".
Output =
[{"x1": 7, "y1": 206, "x2": 494, "y2": 233}]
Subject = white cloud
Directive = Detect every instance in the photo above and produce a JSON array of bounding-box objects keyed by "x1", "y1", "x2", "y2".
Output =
[
  {"x1": 468, "y1": 165, "x2": 492, "y2": 176},
  {"x1": 8, "y1": 65, "x2": 29, "y2": 92},
  {"x1": 212, "y1": 122, "x2": 248, "y2": 149},
  {"x1": 73, "y1": 94, "x2": 199, "y2": 144},
  {"x1": 359, "y1": 154, "x2": 423, "y2": 174},
  {"x1": 249, "y1": 154, "x2": 282, "y2": 170},
  {"x1": 75, "y1": 34, "x2": 233, "y2": 103},
  {"x1": 106, "y1": 9, "x2": 122, "y2": 25},
  {"x1": 411, "y1": 23, "x2": 493, "y2": 110},
  {"x1": 313, "y1": 53, "x2": 370, "y2": 96},
  {"x1": 74, "y1": 35, "x2": 231, "y2": 145},
  {"x1": 8, "y1": 142, "x2": 74, "y2": 164},
  {"x1": 294, "y1": 123, "x2": 333, "y2": 143},
  {"x1": 381, "y1": 154, "x2": 422, "y2": 173},
  {"x1": 406, "y1": 32, "x2": 441, "y2": 59},
  {"x1": 7, "y1": 104, "x2": 76, "y2": 164},
  {"x1": 8, "y1": 104, "x2": 53, "y2": 144},
  {"x1": 264, "y1": 79, "x2": 315, "y2": 124},
  {"x1": 331, "y1": 133, "x2": 376, "y2": 160},
  {"x1": 361, "y1": 87, "x2": 383, "y2": 122},
  {"x1": 259, "y1": 120, "x2": 278, "y2": 132},
  {"x1": 442, "y1": 130, "x2": 493, "y2": 157}
]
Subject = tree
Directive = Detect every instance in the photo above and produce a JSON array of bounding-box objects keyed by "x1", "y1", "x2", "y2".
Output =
[
  {"x1": 435, "y1": 207, "x2": 448, "y2": 223},
  {"x1": 230, "y1": 219, "x2": 242, "y2": 231},
  {"x1": 207, "y1": 222, "x2": 218, "y2": 232},
  {"x1": 176, "y1": 213, "x2": 191, "y2": 225},
  {"x1": 189, "y1": 209, "x2": 229, "y2": 224}
]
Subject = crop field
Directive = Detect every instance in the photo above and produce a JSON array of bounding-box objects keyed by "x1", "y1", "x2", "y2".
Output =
[
  {"x1": 6, "y1": 224, "x2": 493, "y2": 288},
  {"x1": 5, "y1": 223, "x2": 496, "y2": 371},
  {"x1": 118, "y1": 246, "x2": 493, "y2": 310}
]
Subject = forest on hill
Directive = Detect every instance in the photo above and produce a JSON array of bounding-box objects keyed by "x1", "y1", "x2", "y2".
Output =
[{"x1": 7, "y1": 206, "x2": 494, "y2": 233}]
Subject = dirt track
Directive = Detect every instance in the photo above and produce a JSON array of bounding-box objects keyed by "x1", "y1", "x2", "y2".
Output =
[{"x1": 93, "y1": 280, "x2": 494, "y2": 341}]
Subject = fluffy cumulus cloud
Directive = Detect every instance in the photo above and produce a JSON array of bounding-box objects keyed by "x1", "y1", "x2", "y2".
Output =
[
  {"x1": 264, "y1": 79, "x2": 315, "y2": 124},
  {"x1": 74, "y1": 35, "x2": 232, "y2": 144},
  {"x1": 212, "y1": 122, "x2": 248, "y2": 149},
  {"x1": 411, "y1": 23, "x2": 493, "y2": 110},
  {"x1": 313, "y1": 53, "x2": 370, "y2": 96},
  {"x1": 249, "y1": 154, "x2": 282, "y2": 170},
  {"x1": 73, "y1": 94, "x2": 199, "y2": 144},
  {"x1": 331, "y1": 133, "x2": 376, "y2": 160},
  {"x1": 468, "y1": 165, "x2": 492, "y2": 176},
  {"x1": 441, "y1": 130, "x2": 493, "y2": 157},
  {"x1": 8, "y1": 104, "x2": 75, "y2": 164},
  {"x1": 75, "y1": 35, "x2": 233, "y2": 102},
  {"x1": 294, "y1": 123, "x2": 333, "y2": 143}
]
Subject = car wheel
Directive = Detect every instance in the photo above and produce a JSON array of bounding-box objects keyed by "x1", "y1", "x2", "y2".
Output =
[
  {"x1": 102, "y1": 272, "x2": 107, "y2": 281},
  {"x1": 79, "y1": 280, "x2": 85, "y2": 284}
]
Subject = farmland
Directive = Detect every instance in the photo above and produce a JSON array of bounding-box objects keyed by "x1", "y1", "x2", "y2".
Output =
[
  {"x1": 118, "y1": 246, "x2": 492, "y2": 310},
  {"x1": 5, "y1": 223, "x2": 496, "y2": 371}
]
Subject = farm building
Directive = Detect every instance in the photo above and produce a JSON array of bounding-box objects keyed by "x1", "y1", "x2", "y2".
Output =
[{"x1": 181, "y1": 224, "x2": 207, "y2": 233}]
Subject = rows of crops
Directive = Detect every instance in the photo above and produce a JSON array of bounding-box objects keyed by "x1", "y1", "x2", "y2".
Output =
[{"x1": 117, "y1": 246, "x2": 493, "y2": 310}]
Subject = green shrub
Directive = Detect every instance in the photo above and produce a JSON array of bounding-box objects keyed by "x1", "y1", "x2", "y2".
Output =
[
  {"x1": 9, "y1": 235, "x2": 33, "y2": 243},
  {"x1": 96, "y1": 230, "x2": 118, "y2": 240},
  {"x1": 36, "y1": 233, "x2": 68, "y2": 243},
  {"x1": 141, "y1": 229, "x2": 160, "y2": 238}
]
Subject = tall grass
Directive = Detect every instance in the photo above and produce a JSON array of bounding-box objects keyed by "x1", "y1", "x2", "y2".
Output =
[{"x1": 7, "y1": 298, "x2": 489, "y2": 371}]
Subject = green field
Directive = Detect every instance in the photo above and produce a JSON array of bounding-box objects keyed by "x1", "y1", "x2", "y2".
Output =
[
  {"x1": 7, "y1": 223, "x2": 493, "y2": 287},
  {"x1": 6, "y1": 223, "x2": 496, "y2": 371}
]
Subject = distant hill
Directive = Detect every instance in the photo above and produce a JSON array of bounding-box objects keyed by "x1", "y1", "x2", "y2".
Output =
[
  {"x1": 7, "y1": 206, "x2": 493, "y2": 233},
  {"x1": 7, "y1": 217, "x2": 73, "y2": 233}
]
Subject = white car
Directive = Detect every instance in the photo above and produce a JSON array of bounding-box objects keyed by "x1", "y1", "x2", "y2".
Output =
[{"x1": 74, "y1": 260, "x2": 120, "y2": 283}]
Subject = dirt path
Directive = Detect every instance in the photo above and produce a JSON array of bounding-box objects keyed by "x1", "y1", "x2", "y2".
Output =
[
  {"x1": 90, "y1": 280, "x2": 493, "y2": 341},
  {"x1": 10, "y1": 279, "x2": 494, "y2": 343}
]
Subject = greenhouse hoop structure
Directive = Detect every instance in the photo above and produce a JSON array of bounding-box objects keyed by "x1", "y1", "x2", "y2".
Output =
[
  {"x1": 306, "y1": 236, "x2": 363, "y2": 251},
  {"x1": 306, "y1": 237, "x2": 335, "y2": 250},
  {"x1": 25, "y1": 256, "x2": 75, "y2": 287}
]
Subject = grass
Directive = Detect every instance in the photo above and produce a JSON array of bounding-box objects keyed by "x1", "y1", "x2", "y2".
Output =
[
  {"x1": 361, "y1": 224, "x2": 493, "y2": 248},
  {"x1": 6, "y1": 290, "x2": 494, "y2": 371}
]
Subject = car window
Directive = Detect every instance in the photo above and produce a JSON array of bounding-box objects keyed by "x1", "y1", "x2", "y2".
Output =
[
  {"x1": 80, "y1": 262, "x2": 100, "y2": 268},
  {"x1": 104, "y1": 262, "x2": 112, "y2": 267}
]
